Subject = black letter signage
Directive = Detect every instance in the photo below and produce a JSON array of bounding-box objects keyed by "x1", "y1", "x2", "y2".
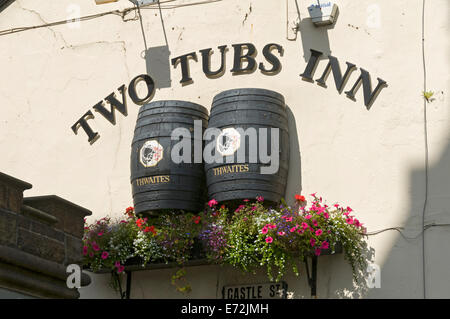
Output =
[
  {"x1": 171, "y1": 52, "x2": 198, "y2": 84},
  {"x1": 200, "y1": 45, "x2": 227, "y2": 78},
  {"x1": 231, "y1": 43, "x2": 257, "y2": 74}
]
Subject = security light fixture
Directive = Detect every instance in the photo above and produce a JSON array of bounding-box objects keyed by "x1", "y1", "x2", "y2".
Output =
[
  {"x1": 95, "y1": 0, "x2": 158, "y2": 5},
  {"x1": 308, "y1": 1, "x2": 339, "y2": 26},
  {"x1": 129, "y1": 0, "x2": 158, "y2": 5}
]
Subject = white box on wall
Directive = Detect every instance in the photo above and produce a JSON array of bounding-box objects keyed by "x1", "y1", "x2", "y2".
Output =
[{"x1": 308, "y1": 1, "x2": 339, "y2": 26}]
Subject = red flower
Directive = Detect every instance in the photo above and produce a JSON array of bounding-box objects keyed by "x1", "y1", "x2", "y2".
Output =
[
  {"x1": 136, "y1": 218, "x2": 145, "y2": 228},
  {"x1": 295, "y1": 194, "x2": 306, "y2": 202},
  {"x1": 143, "y1": 225, "x2": 157, "y2": 234},
  {"x1": 125, "y1": 206, "x2": 134, "y2": 218},
  {"x1": 192, "y1": 216, "x2": 201, "y2": 224}
]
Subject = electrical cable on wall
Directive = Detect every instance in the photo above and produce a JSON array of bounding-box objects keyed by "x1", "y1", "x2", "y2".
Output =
[
  {"x1": 0, "y1": 0, "x2": 222, "y2": 37},
  {"x1": 362, "y1": 223, "x2": 450, "y2": 240},
  {"x1": 157, "y1": 0, "x2": 169, "y2": 47},
  {"x1": 135, "y1": 3, "x2": 149, "y2": 57},
  {"x1": 286, "y1": 0, "x2": 301, "y2": 41},
  {"x1": 421, "y1": 0, "x2": 428, "y2": 300}
]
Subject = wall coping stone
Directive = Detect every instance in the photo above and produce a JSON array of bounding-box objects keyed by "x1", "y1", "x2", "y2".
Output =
[{"x1": 0, "y1": 172, "x2": 32, "y2": 190}]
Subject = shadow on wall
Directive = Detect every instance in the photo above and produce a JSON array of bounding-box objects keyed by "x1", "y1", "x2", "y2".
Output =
[
  {"x1": 285, "y1": 106, "x2": 302, "y2": 205},
  {"x1": 298, "y1": 14, "x2": 338, "y2": 63},
  {"x1": 374, "y1": 134, "x2": 450, "y2": 298},
  {"x1": 318, "y1": 134, "x2": 450, "y2": 299},
  {"x1": 145, "y1": 45, "x2": 172, "y2": 89}
]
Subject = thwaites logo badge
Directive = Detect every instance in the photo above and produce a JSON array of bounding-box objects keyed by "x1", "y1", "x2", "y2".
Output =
[
  {"x1": 216, "y1": 128, "x2": 241, "y2": 156},
  {"x1": 140, "y1": 140, "x2": 164, "y2": 167}
]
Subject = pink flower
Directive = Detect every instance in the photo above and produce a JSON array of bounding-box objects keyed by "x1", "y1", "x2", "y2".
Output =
[
  {"x1": 334, "y1": 204, "x2": 339, "y2": 208},
  {"x1": 312, "y1": 219, "x2": 318, "y2": 227},
  {"x1": 343, "y1": 212, "x2": 350, "y2": 216},
  {"x1": 235, "y1": 204, "x2": 245, "y2": 213},
  {"x1": 117, "y1": 265, "x2": 125, "y2": 273},
  {"x1": 321, "y1": 241, "x2": 329, "y2": 249},
  {"x1": 278, "y1": 231, "x2": 286, "y2": 236},
  {"x1": 302, "y1": 222, "x2": 309, "y2": 230},
  {"x1": 268, "y1": 224, "x2": 277, "y2": 229},
  {"x1": 346, "y1": 206, "x2": 353, "y2": 212},
  {"x1": 305, "y1": 215, "x2": 312, "y2": 220},
  {"x1": 101, "y1": 251, "x2": 109, "y2": 260},
  {"x1": 114, "y1": 261, "x2": 121, "y2": 268},
  {"x1": 310, "y1": 238, "x2": 316, "y2": 247},
  {"x1": 82, "y1": 246, "x2": 88, "y2": 256},
  {"x1": 323, "y1": 212, "x2": 329, "y2": 219},
  {"x1": 261, "y1": 227, "x2": 268, "y2": 234},
  {"x1": 297, "y1": 229, "x2": 304, "y2": 234},
  {"x1": 243, "y1": 199, "x2": 249, "y2": 202},
  {"x1": 256, "y1": 196, "x2": 264, "y2": 202},
  {"x1": 208, "y1": 199, "x2": 218, "y2": 207},
  {"x1": 91, "y1": 242, "x2": 100, "y2": 251},
  {"x1": 266, "y1": 237, "x2": 273, "y2": 243},
  {"x1": 315, "y1": 248, "x2": 322, "y2": 256},
  {"x1": 310, "y1": 192, "x2": 317, "y2": 197},
  {"x1": 286, "y1": 217, "x2": 293, "y2": 222},
  {"x1": 89, "y1": 252, "x2": 94, "y2": 258},
  {"x1": 346, "y1": 218, "x2": 354, "y2": 225},
  {"x1": 251, "y1": 206, "x2": 257, "y2": 211},
  {"x1": 97, "y1": 232, "x2": 104, "y2": 237},
  {"x1": 290, "y1": 227, "x2": 296, "y2": 233},
  {"x1": 120, "y1": 220, "x2": 128, "y2": 224},
  {"x1": 315, "y1": 229, "x2": 323, "y2": 236}
]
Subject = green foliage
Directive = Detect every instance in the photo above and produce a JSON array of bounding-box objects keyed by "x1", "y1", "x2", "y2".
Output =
[{"x1": 423, "y1": 91, "x2": 434, "y2": 103}]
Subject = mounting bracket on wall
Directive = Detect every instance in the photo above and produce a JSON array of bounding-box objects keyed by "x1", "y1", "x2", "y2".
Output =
[{"x1": 304, "y1": 256, "x2": 318, "y2": 298}]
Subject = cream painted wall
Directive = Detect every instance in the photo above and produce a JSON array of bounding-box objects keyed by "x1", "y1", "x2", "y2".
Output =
[{"x1": 0, "y1": 0, "x2": 449, "y2": 298}]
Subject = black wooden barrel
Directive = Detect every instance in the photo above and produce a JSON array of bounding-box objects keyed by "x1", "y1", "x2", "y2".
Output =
[
  {"x1": 205, "y1": 88, "x2": 289, "y2": 203},
  {"x1": 131, "y1": 100, "x2": 208, "y2": 214}
]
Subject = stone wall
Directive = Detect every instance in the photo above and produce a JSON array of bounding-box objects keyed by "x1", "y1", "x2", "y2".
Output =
[{"x1": 0, "y1": 172, "x2": 91, "y2": 298}]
